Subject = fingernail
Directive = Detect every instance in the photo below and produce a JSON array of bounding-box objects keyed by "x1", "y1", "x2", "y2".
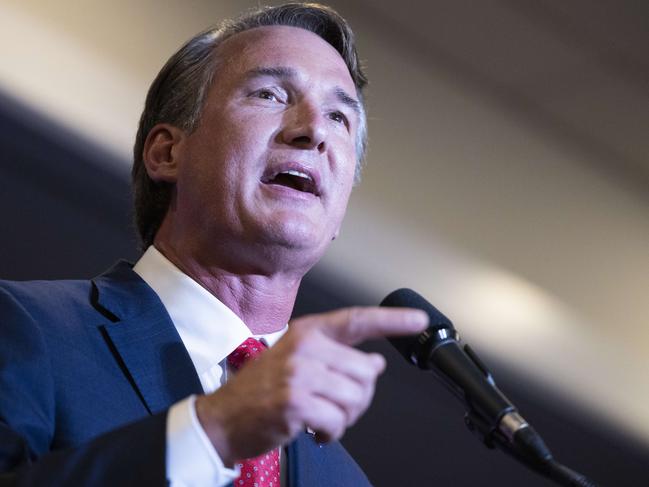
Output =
[
  {"x1": 372, "y1": 353, "x2": 386, "y2": 372},
  {"x1": 412, "y1": 309, "x2": 429, "y2": 327}
]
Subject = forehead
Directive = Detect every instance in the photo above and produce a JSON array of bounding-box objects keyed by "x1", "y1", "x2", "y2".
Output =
[{"x1": 213, "y1": 25, "x2": 355, "y2": 92}]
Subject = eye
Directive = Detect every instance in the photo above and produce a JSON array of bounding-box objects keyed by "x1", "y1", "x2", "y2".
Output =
[
  {"x1": 251, "y1": 88, "x2": 286, "y2": 103},
  {"x1": 328, "y1": 110, "x2": 348, "y2": 126},
  {"x1": 257, "y1": 90, "x2": 277, "y2": 101}
]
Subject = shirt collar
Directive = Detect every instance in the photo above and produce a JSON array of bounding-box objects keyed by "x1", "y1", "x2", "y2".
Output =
[{"x1": 133, "y1": 246, "x2": 287, "y2": 379}]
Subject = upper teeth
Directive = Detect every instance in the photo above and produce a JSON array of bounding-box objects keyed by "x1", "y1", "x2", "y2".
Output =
[{"x1": 281, "y1": 170, "x2": 311, "y2": 180}]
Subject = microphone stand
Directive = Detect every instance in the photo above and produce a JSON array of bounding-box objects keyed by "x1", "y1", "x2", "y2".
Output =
[
  {"x1": 416, "y1": 336, "x2": 601, "y2": 485},
  {"x1": 464, "y1": 407, "x2": 598, "y2": 487},
  {"x1": 454, "y1": 347, "x2": 600, "y2": 487}
]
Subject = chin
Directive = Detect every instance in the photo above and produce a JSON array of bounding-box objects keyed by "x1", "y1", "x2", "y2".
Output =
[{"x1": 260, "y1": 218, "x2": 331, "y2": 255}]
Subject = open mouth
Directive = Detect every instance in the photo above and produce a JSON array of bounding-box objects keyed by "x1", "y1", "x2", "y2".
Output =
[{"x1": 263, "y1": 169, "x2": 319, "y2": 196}]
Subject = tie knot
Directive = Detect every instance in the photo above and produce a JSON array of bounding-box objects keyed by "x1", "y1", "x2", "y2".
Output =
[{"x1": 227, "y1": 337, "x2": 267, "y2": 370}]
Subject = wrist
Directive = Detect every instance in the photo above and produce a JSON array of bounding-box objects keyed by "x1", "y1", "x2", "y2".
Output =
[{"x1": 195, "y1": 393, "x2": 236, "y2": 468}]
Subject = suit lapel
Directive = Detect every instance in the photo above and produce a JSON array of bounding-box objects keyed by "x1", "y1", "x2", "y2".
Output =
[
  {"x1": 92, "y1": 261, "x2": 203, "y2": 415},
  {"x1": 286, "y1": 432, "x2": 373, "y2": 486},
  {"x1": 286, "y1": 432, "x2": 320, "y2": 487}
]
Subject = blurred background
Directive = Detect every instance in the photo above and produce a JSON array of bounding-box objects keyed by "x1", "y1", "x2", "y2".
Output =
[{"x1": 0, "y1": 0, "x2": 647, "y2": 485}]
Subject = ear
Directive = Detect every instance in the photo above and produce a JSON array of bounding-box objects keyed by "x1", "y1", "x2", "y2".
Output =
[{"x1": 142, "y1": 123, "x2": 185, "y2": 183}]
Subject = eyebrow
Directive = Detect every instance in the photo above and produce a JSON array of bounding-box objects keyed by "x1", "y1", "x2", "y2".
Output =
[
  {"x1": 245, "y1": 66, "x2": 297, "y2": 80},
  {"x1": 245, "y1": 66, "x2": 362, "y2": 115},
  {"x1": 334, "y1": 87, "x2": 361, "y2": 115}
]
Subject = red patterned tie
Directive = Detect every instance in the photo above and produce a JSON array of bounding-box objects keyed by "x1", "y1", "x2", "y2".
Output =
[{"x1": 227, "y1": 338, "x2": 281, "y2": 487}]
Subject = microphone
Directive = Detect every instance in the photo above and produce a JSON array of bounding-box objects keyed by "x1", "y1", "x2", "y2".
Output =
[{"x1": 380, "y1": 288, "x2": 599, "y2": 487}]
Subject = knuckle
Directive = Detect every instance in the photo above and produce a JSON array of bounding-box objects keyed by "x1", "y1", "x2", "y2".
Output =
[
  {"x1": 365, "y1": 357, "x2": 385, "y2": 384},
  {"x1": 344, "y1": 307, "x2": 364, "y2": 338},
  {"x1": 346, "y1": 406, "x2": 361, "y2": 426},
  {"x1": 347, "y1": 392, "x2": 371, "y2": 425},
  {"x1": 349, "y1": 383, "x2": 373, "y2": 415},
  {"x1": 375, "y1": 354, "x2": 387, "y2": 372},
  {"x1": 346, "y1": 382, "x2": 365, "y2": 406},
  {"x1": 334, "y1": 419, "x2": 346, "y2": 440},
  {"x1": 282, "y1": 374, "x2": 308, "y2": 412},
  {"x1": 274, "y1": 366, "x2": 301, "y2": 408},
  {"x1": 326, "y1": 408, "x2": 348, "y2": 440},
  {"x1": 357, "y1": 356, "x2": 380, "y2": 383},
  {"x1": 288, "y1": 324, "x2": 316, "y2": 348},
  {"x1": 279, "y1": 351, "x2": 296, "y2": 374},
  {"x1": 281, "y1": 360, "x2": 301, "y2": 392},
  {"x1": 346, "y1": 306, "x2": 362, "y2": 324}
]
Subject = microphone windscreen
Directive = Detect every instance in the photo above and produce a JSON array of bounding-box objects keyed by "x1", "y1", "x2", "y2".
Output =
[
  {"x1": 380, "y1": 288, "x2": 454, "y2": 367},
  {"x1": 380, "y1": 288, "x2": 454, "y2": 331}
]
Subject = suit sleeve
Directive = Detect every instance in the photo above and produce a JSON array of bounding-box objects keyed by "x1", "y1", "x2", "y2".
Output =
[
  {"x1": 0, "y1": 287, "x2": 167, "y2": 487},
  {"x1": 0, "y1": 414, "x2": 168, "y2": 487}
]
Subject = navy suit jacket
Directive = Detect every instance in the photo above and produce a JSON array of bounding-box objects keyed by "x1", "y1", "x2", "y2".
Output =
[{"x1": 0, "y1": 262, "x2": 371, "y2": 486}]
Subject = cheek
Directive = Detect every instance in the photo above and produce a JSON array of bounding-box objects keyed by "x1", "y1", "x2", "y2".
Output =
[
  {"x1": 332, "y1": 150, "x2": 358, "y2": 196},
  {"x1": 221, "y1": 115, "x2": 275, "y2": 166},
  {"x1": 329, "y1": 172, "x2": 355, "y2": 225}
]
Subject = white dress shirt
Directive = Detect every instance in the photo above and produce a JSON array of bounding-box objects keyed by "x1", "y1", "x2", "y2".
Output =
[{"x1": 133, "y1": 246, "x2": 287, "y2": 487}]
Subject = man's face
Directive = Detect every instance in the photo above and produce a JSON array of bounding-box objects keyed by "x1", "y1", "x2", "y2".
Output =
[{"x1": 172, "y1": 26, "x2": 360, "y2": 271}]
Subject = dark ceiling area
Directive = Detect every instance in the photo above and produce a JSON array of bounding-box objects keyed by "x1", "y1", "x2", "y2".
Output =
[{"x1": 344, "y1": 0, "x2": 649, "y2": 201}]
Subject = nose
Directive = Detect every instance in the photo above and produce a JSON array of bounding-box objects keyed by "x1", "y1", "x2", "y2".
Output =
[{"x1": 280, "y1": 101, "x2": 327, "y2": 153}]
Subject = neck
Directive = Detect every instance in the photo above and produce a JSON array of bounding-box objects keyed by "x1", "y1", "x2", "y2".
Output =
[{"x1": 153, "y1": 240, "x2": 303, "y2": 335}]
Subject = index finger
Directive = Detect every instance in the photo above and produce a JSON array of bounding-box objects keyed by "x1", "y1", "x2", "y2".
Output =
[{"x1": 294, "y1": 306, "x2": 428, "y2": 346}]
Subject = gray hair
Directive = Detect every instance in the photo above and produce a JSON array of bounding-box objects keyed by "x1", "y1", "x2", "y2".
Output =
[{"x1": 132, "y1": 2, "x2": 368, "y2": 248}]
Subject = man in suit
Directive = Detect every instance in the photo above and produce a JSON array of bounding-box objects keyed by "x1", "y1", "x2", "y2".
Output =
[{"x1": 0, "y1": 4, "x2": 427, "y2": 486}]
